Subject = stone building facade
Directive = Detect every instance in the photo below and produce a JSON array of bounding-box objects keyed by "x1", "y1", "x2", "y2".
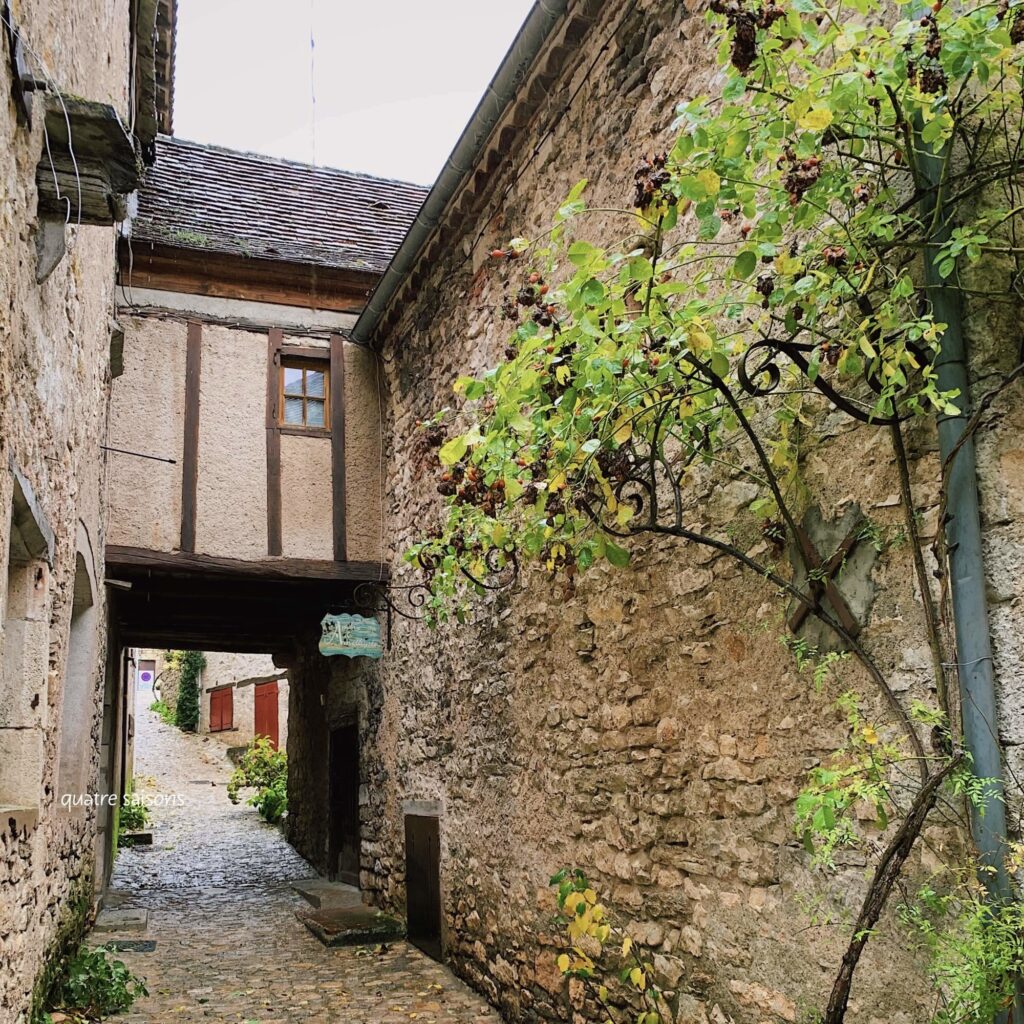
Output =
[
  {"x1": 198, "y1": 651, "x2": 288, "y2": 751},
  {"x1": 298, "y1": 2, "x2": 1024, "y2": 1023},
  {"x1": 0, "y1": 1, "x2": 171, "y2": 1019}
]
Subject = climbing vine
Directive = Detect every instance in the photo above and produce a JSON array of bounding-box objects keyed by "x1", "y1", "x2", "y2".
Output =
[
  {"x1": 170, "y1": 650, "x2": 205, "y2": 733},
  {"x1": 404, "y1": 0, "x2": 1024, "y2": 1017}
]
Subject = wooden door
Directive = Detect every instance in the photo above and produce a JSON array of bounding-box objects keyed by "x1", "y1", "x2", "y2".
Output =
[
  {"x1": 210, "y1": 685, "x2": 233, "y2": 732},
  {"x1": 254, "y1": 681, "x2": 279, "y2": 748},
  {"x1": 328, "y1": 724, "x2": 360, "y2": 885},
  {"x1": 405, "y1": 814, "x2": 442, "y2": 961}
]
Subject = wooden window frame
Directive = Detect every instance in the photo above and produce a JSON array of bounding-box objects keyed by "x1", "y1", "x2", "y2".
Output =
[{"x1": 279, "y1": 355, "x2": 330, "y2": 432}]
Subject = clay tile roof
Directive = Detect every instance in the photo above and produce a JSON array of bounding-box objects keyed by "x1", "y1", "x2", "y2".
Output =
[{"x1": 131, "y1": 135, "x2": 429, "y2": 275}]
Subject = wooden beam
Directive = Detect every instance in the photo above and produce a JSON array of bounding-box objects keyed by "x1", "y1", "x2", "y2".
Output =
[
  {"x1": 330, "y1": 334, "x2": 347, "y2": 562},
  {"x1": 179, "y1": 321, "x2": 202, "y2": 552},
  {"x1": 105, "y1": 544, "x2": 389, "y2": 582},
  {"x1": 281, "y1": 344, "x2": 330, "y2": 361},
  {"x1": 266, "y1": 329, "x2": 283, "y2": 556},
  {"x1": 117, "y1": 242, "x2": 376, "y2": 312}
]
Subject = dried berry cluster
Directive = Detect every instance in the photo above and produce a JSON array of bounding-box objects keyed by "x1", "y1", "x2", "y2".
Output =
[
  {"x1": 596, "y1": 446, "x2": 633, "y2": 484},
  {"x1": 503, "y1": 272, "x2": 556, "y2": 329},
  {"x1": 779, "y1": 148, "x2": 821, "y2": 206},
  {"x1": 822, "y1": 245, "x2": 848, "y2": 268},
  {"x1": 437, "y1": 462, "x2": 507, "y2": 516},
  {"x1": 633, "y1": 152, "x2": 671, "y2": 210},
  {"x1": 709, "y1": 0, "x2": 784, "y2": 72},
  {"x1": 906, "y1": 13, "x2": 947, "y2": 94}
]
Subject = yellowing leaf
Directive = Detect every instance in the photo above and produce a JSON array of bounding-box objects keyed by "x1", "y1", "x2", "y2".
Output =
[
  {"x1": 556, "y1": 953, "x2": 571, "y2": 973},
  {"x1": 622, "y1": 936, "x2": 633, "y2": 956},
  {"x1": 556, "y1": 364, "x2": 571, "y2": 385},
  {"x1": 629, "y1": 967, "x2": 646, "y2": 989},
  {"x1": 613, "y1": 418, "x2": 633, "y2": 444},
  {"x1": 688, "y1": 326, "x2": 713, "y2": 354},
  {"x1": 696, "y1": 168, "x2": 721, "y2": 195},
  {"x1": 799, "y1": 107, "x2": 834, "y2": 131},
  {"x1": 492, "y1": 523, "x2": 507, "y2": 546},
  {"x1": 862, "y1": 725, "x2": 879, "y2": 745}
]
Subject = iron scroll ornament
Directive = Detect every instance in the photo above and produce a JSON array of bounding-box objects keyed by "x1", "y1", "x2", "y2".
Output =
[
  {"x1": 737, "y1": 335, "x2": 931, "y2": 425},
  {"x1": 352, "y1": 549, "x2": 520, "y2": 647}
]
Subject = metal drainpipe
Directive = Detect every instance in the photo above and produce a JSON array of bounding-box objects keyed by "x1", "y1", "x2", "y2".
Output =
[
  {"x1": 917, "y1": 131, "x2": 1023, "y2": 1023},
  {"x1": 351, "y1": 0, "x2": 571, "y2": 346}
]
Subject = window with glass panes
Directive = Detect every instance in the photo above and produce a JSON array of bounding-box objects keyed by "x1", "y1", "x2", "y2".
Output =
[{"x1": 280, "y1": 359, "x2": 329, "y2": 428}]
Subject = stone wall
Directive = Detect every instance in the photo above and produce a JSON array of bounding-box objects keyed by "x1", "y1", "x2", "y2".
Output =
[
  {"x1": 0, "y1": 0, "x2": 131, "y2": 1018},
  {"x1": 198, "y1": 650, "x2": 288, "y2": 750},
  {"x1": 338, "y1": 2, "x2": 1024, "y2": 1023}
]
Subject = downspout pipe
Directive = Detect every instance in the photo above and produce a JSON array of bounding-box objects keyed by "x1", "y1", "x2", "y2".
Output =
[
  {"x1": 350, "y1": 0, "x2": 570, "y2": 346},
  {"x1": 918, "y1": 131, "x2": 1022, "y2": 1022}
]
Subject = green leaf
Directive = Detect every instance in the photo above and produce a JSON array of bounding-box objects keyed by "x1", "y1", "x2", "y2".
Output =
[
  {"x1": 710, "y1": 351, "x2": 730, "y2": 377},
  {"x1": 722, "y1": 75, "x2": 747, "y2": 100},
  {"x1": 568, "y1": 241, "x2": 600, "y2": 269},
  {"x1": 581, "y1": 278, "x2": 606, "y2": 304},
  {"x1": 605, "y1": 541, "x2": 631, "y2": 568},
  {"x1": 733, "y1": 250, "x2": 757, "y2": 279},
  {"x1": 438, "y1": 435, "x2": 468, "y2": 467},
  {"x1": 724, "y1": 129, "x2": 749, "y2": 158},
  {"x1": 628, "y1": 257, "x2": 654, "y2": 282}
]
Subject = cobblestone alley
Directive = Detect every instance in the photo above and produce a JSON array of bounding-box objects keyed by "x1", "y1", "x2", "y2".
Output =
[{"x1": 97, "y1": 697, "x2": 501, "y2": 1024}]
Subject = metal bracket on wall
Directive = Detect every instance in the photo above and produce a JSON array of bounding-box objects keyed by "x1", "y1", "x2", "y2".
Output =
[
  {"x1": 351, "y1": 551, "x2": 521, "y2": 651},
  {"x1": 2, "y1": 1, "x2": 47, "y2": 129}
]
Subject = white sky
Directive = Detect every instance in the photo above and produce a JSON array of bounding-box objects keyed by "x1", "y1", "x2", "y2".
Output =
[{"x1": 173, "y1": 1, "x2": 537, "y2": 186}]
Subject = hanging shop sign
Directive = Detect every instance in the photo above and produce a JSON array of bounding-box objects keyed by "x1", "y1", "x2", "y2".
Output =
[{"x1": 319, "y1": 613, "x2": 383, "y2": 659}]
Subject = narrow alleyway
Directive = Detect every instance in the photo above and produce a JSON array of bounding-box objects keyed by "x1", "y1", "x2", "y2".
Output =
[{"x1": 98, "y1": 698, "x2": 500, "y2": 1024}]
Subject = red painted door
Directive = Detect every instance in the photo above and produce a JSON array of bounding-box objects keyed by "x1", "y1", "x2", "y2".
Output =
[
  {"x1": 210, "y1": 686, "x2": 233, "y2": 732},
  {"x1": 254, "y1": 681, "x2": 279, "y2": 749}
]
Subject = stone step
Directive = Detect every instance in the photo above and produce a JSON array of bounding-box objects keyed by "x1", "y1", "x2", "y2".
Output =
[
  {"x1": 296, "y1": 904, "x2": 405, "y2": 948},
  {"x1": 93, "y1": 908, "x2": 149, "y2": 933},
  {"x1": 291, "y1": 877, "x2": 362, "y2": 909}
]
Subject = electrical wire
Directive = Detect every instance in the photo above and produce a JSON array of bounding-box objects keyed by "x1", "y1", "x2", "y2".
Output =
[{"x1": 0, "y1": 6, "x2": 83, "y2": 244}]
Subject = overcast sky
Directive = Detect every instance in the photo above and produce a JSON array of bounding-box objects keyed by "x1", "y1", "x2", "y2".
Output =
[{"x1": 173, "y1": 1, "x2": 536, "y2": 186}]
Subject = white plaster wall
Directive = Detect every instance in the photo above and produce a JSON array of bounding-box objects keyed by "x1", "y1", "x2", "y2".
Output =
[
  {"x1": 280, "y1": 434, "x2": 333, "y2": 560},
  {"x1": 194, "y1": 326, "x2": 267, "y2": 560},
  {"x1": 107, "y1": 317, "x2": 186, "y2": 551}
]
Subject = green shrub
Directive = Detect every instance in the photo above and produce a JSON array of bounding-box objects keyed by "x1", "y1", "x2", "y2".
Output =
[
  {"x1": 116, "y1": 796, "x2": 150, "y2": 848},
  {"x1": 172, "y1": 650, "x2": 205, "y2": 733},
  {"x1": 227, "y1": 736, "x2": 287, "y2": 823},
  {"x1": 148, "y1": 698, "x2": 175, "y2": 726},
  {"x1": 48, "y1": 944, "x2": 147, "y2": 1019},
  {"x1": 253, "y1": 774, "x2": 288, "y2": 824}
]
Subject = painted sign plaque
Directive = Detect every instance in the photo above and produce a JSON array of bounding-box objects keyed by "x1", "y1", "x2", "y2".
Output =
[{"x1": 319, "y1": 613, "x2": 383, "y2": 659}]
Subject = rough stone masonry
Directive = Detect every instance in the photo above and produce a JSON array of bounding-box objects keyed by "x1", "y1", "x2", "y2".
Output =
[
  {"x1": 0, "y1": 1, "x2": 132, "y2": 1019},
  {"x1": 322, "y1": 1, "x2": 1024, "y2": 1023}
]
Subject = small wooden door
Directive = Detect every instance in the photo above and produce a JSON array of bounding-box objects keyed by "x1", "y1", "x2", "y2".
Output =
[
  {"x1": 405, "y1": 814, "x2": 442, "y2": 961},
  {"x1": 328, "y1": 724, "x2": 360, "y2": 885},
  {"x1": 209, "y1": 685, "x2": 233, "y2": 732},
  {"x1": 254, "y1": 681, "x2": 279, "y2": 748}
]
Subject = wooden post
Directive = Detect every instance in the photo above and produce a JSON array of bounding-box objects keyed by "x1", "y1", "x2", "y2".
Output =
[
  {"x1": 179, "y1": 321, "x2": 202, "y2": 552},
  {"x1": 330, "y1": 335, "x2": 347, "y2": 561},
  {"x1": 266, "y1": 329, "x2": 283, "y2": 556}
]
